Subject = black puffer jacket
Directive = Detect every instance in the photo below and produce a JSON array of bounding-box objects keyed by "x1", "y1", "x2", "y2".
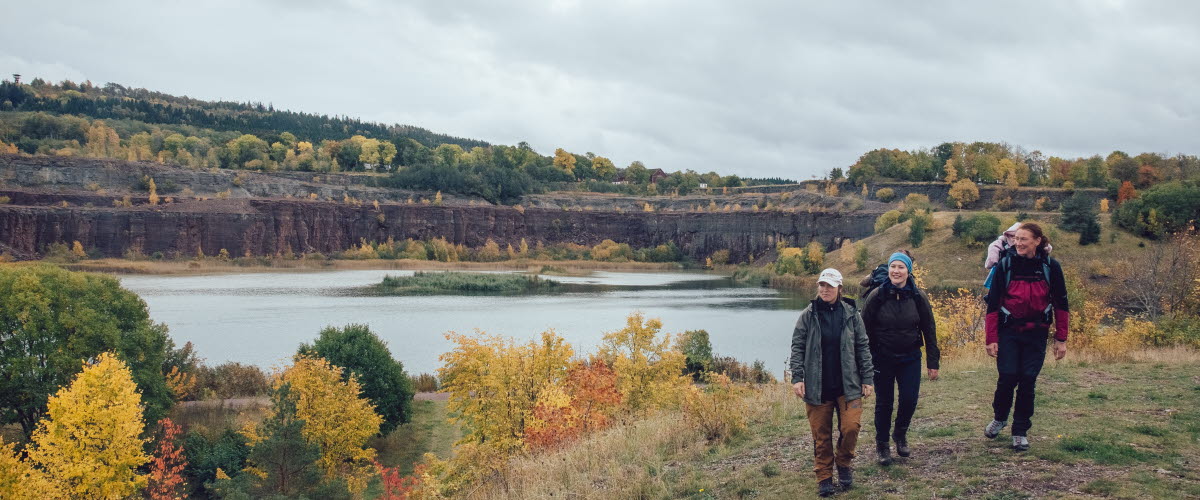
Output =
[{"x1": 862, "y1": 279, "x2": 940, "y2": 369}]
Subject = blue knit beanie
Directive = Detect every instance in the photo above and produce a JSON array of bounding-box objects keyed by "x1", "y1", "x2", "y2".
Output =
[{"x1": 889, "y1": 252, "x2": 913, "y2": 272}]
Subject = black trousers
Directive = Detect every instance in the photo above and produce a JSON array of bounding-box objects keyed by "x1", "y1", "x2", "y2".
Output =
[
  {"x1": 992, "y1": 329, "x2": 1048, "y2": 436},
  {"x1": 874, "y1": 349, "x2": 922, "y2": 444}
]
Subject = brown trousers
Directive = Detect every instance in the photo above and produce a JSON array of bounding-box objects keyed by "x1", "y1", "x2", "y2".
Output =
[{"x1": 805, "y1": 395, "x2": 864, "y2": 482}]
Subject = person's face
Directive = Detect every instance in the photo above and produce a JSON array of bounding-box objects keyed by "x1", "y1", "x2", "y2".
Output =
[
  {"x1": 888, "y1": 260, "x2": 909, "y2": 286},
  {"x1": 1013, "y1": 229, "x2": 1041, "y2": 258},
  {"x1": 817, "y1": 282, "x2": 839, "y2": 303}
]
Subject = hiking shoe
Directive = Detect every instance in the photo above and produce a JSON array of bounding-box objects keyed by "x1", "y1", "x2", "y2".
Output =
[
  {"x1": 818, "y1": 478, "x2": 836, "y2": 497},
  {"x1": 837, "y1": 465, "x2": 854, "y2": 490},
  {"x1": 894, "y1": 434, "x2": 911, "y2": 457},
  {"x1": 1012, "y1": 435, "x2": 1029, "y2": 451},
  {"x1": 984, "y1": 419, "x2": 1007, "y2": 439},
  {"x1": 876, "y1": 442, "x2": 893, "y2": 466}
]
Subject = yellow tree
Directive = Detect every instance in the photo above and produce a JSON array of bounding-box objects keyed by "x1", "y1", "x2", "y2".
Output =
[
  {"x1": 0, "y1": 437, "x2": 58, "y2": 500},
  {"x1": 147, "y1": 177, "x2": 159, "y2": 206},
  {"x1": 27, "y1": 352, "x2": 150, "y2": 499},
  {"x1": 553, "y1": 148, "x2": 576, "y2": 176},
  {"x1": 599, "y1": 313, "x2": 688, "y2": 414},
  {"x1": 948, "y1": 179, "x2": 980, "y2": 208},
  {"x1": 592, "y1": 155, "x2": 617, "y2": 181},
  {"x1": 272, "y1": 356, "x2": 382, "y2": 494},
  {"x1": 84, "y1": 122, "x2": 121, "y2": 158},
  {"x1": 439, "y1": 330, "x2": 573, "y2": 454}
]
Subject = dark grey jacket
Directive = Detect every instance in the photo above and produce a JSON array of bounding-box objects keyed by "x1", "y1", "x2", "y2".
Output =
[{"x1": 789, "y1": 297, "x2": 875, "y2": 406}]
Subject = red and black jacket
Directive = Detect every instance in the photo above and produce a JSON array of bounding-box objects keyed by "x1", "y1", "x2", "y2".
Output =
[{"x1": 984, "y1": 253, "x2": 1070, "y2": 344}]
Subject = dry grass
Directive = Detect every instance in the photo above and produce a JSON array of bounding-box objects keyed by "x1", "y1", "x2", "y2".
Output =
[
  {"x1": 823, "y1": 212, "x2": 1151, "y2": 292},
  {"x1": 458, "y1": 347, "x2": 1200, "y2": 499}
]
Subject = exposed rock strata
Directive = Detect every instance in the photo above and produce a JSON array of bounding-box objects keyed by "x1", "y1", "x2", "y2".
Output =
[{"x1": 0, "y1": 195, "x2": 877, "y2": 261}]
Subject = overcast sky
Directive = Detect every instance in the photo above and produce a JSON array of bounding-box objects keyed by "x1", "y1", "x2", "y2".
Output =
[{"x1": 2, "y1": 0, "x2": 1197, "y2": 179}]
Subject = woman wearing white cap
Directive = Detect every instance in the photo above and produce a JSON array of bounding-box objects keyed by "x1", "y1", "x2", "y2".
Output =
[{"x1": 789, "y1": 268, "x2": 875, "y2": 497}]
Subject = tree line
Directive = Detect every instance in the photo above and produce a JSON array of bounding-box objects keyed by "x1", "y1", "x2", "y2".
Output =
[
  {"x1": 842, "y1": 141, "x2": 1199, "y2": 193},
  {"x1": 0, "y1": 78, "x2": 762, "y2": 204}
]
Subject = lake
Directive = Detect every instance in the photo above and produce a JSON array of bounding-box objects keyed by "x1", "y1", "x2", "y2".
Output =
[{"x1": 119, "y1": 270, "x2": 813, "y2": 376}]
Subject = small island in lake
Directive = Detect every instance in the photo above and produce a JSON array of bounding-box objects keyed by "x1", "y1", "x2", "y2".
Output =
[{"x1": 370, "y1": 271, "x2": 561, "y2": 295}]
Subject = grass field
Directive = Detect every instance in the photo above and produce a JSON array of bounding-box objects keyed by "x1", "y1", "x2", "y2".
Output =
[{"x1": 473, "y1": 348, "x2": 1200, "y2": 499}]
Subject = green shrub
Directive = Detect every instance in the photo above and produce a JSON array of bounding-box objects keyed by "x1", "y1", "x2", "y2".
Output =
[
  {"x1": 908, "y1": 211, "x2": 932, "y2": 248},
  {"x1": 677, "y1": 330, "x2": 714, "y2": 379},
  {"x1": 875, "y1": 210, "x2": 902, "y2": 233},
  {"x1": 956, "y1": 213, "x2": 1001, "y2": 247},
  {"x1": 375, "y1": 271, "x2": 559, "y2": 295},
  {"x1": 875, "y1": 187, "x2": 895, "y2": 202},
  {"x1": 1112, "y1": 182, "x2": 1200, "y2": 238}
]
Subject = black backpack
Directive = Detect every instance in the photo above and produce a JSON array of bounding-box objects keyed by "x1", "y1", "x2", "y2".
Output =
[{"x1": 861, "y1": 264, "x2": 890, "y2": 298}]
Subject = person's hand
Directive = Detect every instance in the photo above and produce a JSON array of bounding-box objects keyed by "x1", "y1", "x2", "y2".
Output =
[
  {"x1": 862, "y1": 384, "x2": 874, "y2": 398},
  {"x1": 986, "y1": 343, "x2": 999, "y2": 358},
  {"x1": 927, "y1": 368, "x2": 939, "y2": 380},
  {"x1": 1054, "y1": 341, "x2": 1067, "y2": 360},
  {"x1": 792, "y1": 381, "x2": 805, "y2": 398}
]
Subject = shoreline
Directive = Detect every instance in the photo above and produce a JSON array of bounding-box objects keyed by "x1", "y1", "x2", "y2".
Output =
[{"x1": 46, "y1": 257, "x2": 693, "y2": 276}]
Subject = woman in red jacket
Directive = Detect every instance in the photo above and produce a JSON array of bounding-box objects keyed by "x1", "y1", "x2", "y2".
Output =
[{"x1": 982, "y1": 222, "x2": 1069, "y2": 451}]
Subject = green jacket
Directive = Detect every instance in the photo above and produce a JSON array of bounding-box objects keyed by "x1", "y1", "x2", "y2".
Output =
[{"x1": 789, "y1": 297, "x2": 875, "y2": 406}]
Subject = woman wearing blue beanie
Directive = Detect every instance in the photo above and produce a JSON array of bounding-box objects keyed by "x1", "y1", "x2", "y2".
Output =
[{"x1": 860, "y1": 250, "x2": 940, "y2": 465}]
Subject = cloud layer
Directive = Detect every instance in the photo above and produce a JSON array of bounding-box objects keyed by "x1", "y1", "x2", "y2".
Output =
[{"x1": 3, "y1": 0, "x2": 1196, "y2": 179}]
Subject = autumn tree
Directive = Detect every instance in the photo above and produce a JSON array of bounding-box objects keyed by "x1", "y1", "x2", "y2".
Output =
[
  {"x1": 523, "y1": 358, "x2": 623, "y2": 451},
  {"x1": 0, "y1": 265, "x2": 174, "y2": 436},
  {"x1": 298, "y1": 324, "x2": 414, "y2": 434},
  {"x1": 553, "y1": 148, "x2": 577, "y2": 176},
  {"x1": 148, "y1": 176, "x2": 159, "y2": 205},
  {"x1": 1116, "y1": 180, "x2": 1138, "y2": 204},
  {"x1": 592, "y1": 155, "x2": 617, "y2": 181},
  {"x1": 27, "y1": 353, "x2": 150, "y2": 498},
  {"x1": 0, "y1": 437, "x2": 57, "y2": 500},
  {"x1": 598, "y1": 313, "x2": 688, "y2": 414},
  {"x1": 146, "y1": 418, "x2": 188, "y2": 500},
  {"x1": 947, "y1": 179, "x2": 979, "y2": 208},
  {"x1": 439, "y1": 330, "x2": 574, "y2": 454},
  {"x1": 223, "y1": 383, "x2": 325, "y2": 498},
  {"x1": 274, "y1": 356, "x2": 382, "y2": 493}
]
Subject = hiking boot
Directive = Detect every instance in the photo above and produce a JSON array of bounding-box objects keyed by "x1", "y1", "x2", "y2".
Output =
[
  {"x1": 894, "y1": 434, "x2": 911, "y2": 457},
  {"x1": 1012, "y1": 435, "x2": 1029, "y2": 451},
  {"x1": 876, "y1": 442, "x2": 893, "y2": 466},
  {"x1": 818, "y1": 478, "x2": 836, "y2": 497},
  {"x1": 837, "y1": 465, "x2": 854, "y2": 490},
  {"x1": 984, "y1": 419, "x2": 1007, "y2": 439}
]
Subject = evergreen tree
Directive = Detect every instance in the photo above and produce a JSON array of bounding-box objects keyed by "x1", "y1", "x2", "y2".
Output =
[{"x1": 1060, "y1": 192, "x2": 1098, "y2": 233}]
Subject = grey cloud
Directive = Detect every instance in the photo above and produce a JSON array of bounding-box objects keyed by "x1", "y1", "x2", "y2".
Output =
[{"x1": 1, "y1": 0, "x2": 1196, "y2": 179}]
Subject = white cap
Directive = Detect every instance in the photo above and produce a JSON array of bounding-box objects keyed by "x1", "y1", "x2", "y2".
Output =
[{"x1": 817, "y1": 268, "x2": 843, "y2": 287}]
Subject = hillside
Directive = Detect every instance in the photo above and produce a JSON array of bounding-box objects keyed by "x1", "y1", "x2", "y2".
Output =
[
  {"x1": 808, "y1": 211, "x2": 1149, "y2": 294},
  {"x1": 379, "y1": 351, "x2": 1200, "y2": 499}
]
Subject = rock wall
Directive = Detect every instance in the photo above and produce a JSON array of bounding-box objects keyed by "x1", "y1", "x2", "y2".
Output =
[{"x1": 0, "y1": 197, "x2": 878, "y2": 261}]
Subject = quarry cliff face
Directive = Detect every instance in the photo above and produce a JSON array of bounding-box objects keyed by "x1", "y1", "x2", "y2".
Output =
[
  {"x1": 0, "y1": 154, "x2": 880, "y2": 260},
  {"x1": 0, "y1": 195, "x2": 877, "y2": 261}
]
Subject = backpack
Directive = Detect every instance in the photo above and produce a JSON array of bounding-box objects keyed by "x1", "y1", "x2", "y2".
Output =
[
  {"x1": 983, "y1": 244, "x2": 1016, "y2": 289},
  {"x1": 861, "y1": 264, "x2": 889, "y2": 298},
  {"x1": 993, "y1": 253, "x2": 1054, "y2": 328}
]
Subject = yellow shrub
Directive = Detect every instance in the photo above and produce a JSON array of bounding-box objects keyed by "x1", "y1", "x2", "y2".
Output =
[
  {"x1": 682, "y1": 372, "x2": 746, "y2": 442},
  {"x1": 1088, "y1": 319, "x2": 1150, "y2": 360},
  {"x1": 930, "y1": 288, "x2": 986, "y2": 359}
]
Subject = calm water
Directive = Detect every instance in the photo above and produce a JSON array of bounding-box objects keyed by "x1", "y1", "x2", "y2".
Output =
[{"x1": 119, "y1": 270, "x2": 811, "y2": 376}]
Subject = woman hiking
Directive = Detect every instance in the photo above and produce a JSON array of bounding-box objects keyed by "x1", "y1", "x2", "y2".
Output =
[
  {"x1": 861, "y1": 251, "x2": 939, "y2": 466},
  {"x1": 982, "y1": 222, "x2": 1069, "y2": 451},
  {"x1": 790, "y1": 268, "x2": 875, "y2": 497}
]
